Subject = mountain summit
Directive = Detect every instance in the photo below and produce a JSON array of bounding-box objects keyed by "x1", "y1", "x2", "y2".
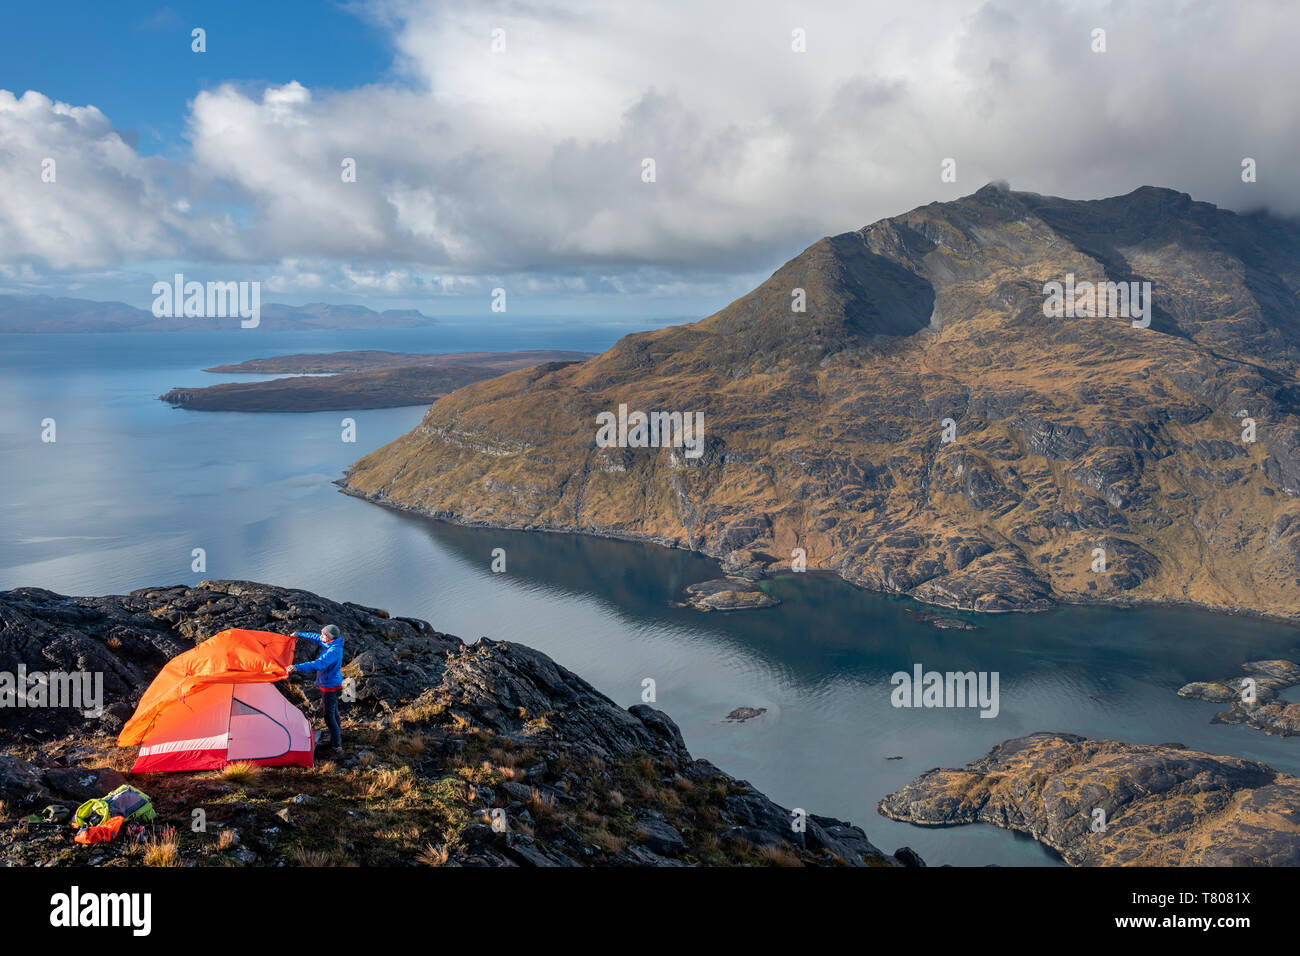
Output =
[{"x1": 344, "y1": 186, "x2": 1300, "y2": 618}]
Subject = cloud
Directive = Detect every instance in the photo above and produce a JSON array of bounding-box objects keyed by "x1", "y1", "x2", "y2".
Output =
[
  {"x1": 0, "y1": 90, "x2": 235, "y2": 270},
  {"x1": 1, "y1": 0, "x2": 1298, "y2": 302}
]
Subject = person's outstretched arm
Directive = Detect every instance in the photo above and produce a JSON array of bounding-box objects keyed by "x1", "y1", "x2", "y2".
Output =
[{"x1": 294, "y1": 641, "x2": 342, "y2": 675}]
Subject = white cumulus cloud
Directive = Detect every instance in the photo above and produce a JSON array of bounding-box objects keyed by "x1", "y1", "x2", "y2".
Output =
[{"x1": 1, "y1": 0, "x2": 1297, "y2": 304}]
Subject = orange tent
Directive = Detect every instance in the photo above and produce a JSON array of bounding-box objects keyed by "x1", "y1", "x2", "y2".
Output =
[{"x1": 118, "y1": 628, "x2": 314, "y2": 773}]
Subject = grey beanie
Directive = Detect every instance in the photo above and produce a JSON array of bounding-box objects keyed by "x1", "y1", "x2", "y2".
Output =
[{"x1": 321, "y1": 624, "x2": 341, "y2": 639}]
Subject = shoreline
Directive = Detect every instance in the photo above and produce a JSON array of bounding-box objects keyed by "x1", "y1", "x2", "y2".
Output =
[{"x1": 336, "y1": 479, "x2": 1300, "y2": 629}]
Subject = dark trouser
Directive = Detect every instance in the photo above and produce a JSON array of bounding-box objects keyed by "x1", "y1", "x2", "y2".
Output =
[{"x1": 321, "y1": 689, "x2": 342, "y2": 748}]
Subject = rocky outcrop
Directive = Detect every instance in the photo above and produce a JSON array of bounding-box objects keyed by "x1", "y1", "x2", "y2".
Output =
[
  {"x1": 342, "y1": 185, "x2": 1300, "y2": 620},
  {"x1": 879, "y1": 732, "x2": 1300, "y2": 866},
  {"x1": 0, "y1": 582, "x2": 914, "y2": 868},
  {"x1": 1178, "y1": 660, "x2": 1300, "y2": 736},
  {"x1": 905, "y1": 609, "x2": 981, "y2": 630},
  {"x1": 679, "y1": 579, "x2": 780, "y2": 612},
  {"x1": 0, "y1": 580, "x2": 459, "y2": 742}
]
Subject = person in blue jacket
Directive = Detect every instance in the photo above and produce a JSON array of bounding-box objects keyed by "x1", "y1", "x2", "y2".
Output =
[{"x1": 287, "y1": 624, "x2": 346, "y2": 753}]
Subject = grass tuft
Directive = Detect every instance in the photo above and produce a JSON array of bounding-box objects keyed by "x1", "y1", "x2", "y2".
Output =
[
  {"x1": 143, "y1": 826, "x2": 181, "y2": 867},
  {"x1": 416, "y1": 843, "x2": 449, "y2": 866},
  {"x1": 288, "y1": 845, "x2": 333, "y2": 866},
  {"x1": 221, "y1": 761, "x2": 261, "y2": 782}
]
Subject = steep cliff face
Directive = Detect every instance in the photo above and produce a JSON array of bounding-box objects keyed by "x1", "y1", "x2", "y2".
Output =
[{"x1": 344, "y1": 185, "x2": 1300, "y2": 617}]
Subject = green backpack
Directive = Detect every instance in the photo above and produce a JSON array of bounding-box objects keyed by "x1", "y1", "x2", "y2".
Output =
[{"x1": 74, "y1": 785, "x2": 156, "y2": 828}]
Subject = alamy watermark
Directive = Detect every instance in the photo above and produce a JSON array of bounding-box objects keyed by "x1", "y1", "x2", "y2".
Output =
[
  {"x1": 890, "y1": 663, "x2": 999, "y2": 718},
  {"x1": 152, "y1": 273, "x2": 261, "y2": 328},
  {"x1": 1042, "y1": 273, "x2": 1151, "y2": 328},
  {"x1": 595, "y1": 403, "x2": 705, "y2": 459},
  {"x1": 0, "y1": 665, "x2": 103, "y2": 717},
  {"x1": 50, "y1": 886, "x2": 151, "y2": 936}
]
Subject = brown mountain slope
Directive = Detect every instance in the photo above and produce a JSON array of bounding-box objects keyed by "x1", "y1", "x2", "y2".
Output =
[{"x1": 343, "y1": 185, "x2": 1300, "y2": 618}]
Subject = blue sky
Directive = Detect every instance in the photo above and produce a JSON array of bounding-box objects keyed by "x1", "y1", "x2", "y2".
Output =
[{"x1": 1, "y1": 2, "x2": 395, "y2": 154}]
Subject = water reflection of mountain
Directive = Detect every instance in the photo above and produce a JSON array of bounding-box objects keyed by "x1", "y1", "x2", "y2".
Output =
[{"x1": 382, "y1": 505, "x2": 1300, "y2": 693}]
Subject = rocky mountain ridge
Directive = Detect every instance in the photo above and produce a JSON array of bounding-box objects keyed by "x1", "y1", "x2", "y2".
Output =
[{"x1": 343, "y1": 185, "x2": 1300, "y2": 619}]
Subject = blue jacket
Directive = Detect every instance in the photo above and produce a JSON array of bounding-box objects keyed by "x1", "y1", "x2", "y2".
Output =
[{"x1": 293, "y1": 632, "x2": 345, "y2": 690}]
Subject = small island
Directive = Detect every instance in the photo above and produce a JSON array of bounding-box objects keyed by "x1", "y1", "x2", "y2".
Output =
[
  {"x1": 1178, "y1": 660, "x2": 1300, "y2": 737},
  {"x1": 161, "y1": 349, "x2": 593, "y2": 412},
  {"x1": 906, "y1": 609, "x2": 982, "y2": 631},
  {"x1": 679, "y1": 579, "x2": 780, "y2": 612}
]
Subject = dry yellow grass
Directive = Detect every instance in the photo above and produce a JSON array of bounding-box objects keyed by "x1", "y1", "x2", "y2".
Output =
[
  {"x1": 220, "y1": 761, "x2": 260, "y2": 782},
  {"x1": 216, "y1": 829, "x2": 239, "y2": 851},
  {"x1": 694, "y1": 832, "x2": 721, "y2": 856},
  {"x1": 288, "y1": 846, "x2": 333, "y2": 866},
  {"x1": 98, "y1": 748, "x2": 136, "y2": 773},
  {"x1": 591, "y1": 827, "x2": 624, "y2": 853},
  {"x1": 374, "y1": 821, "x2": 420, "y2": 842},
  {"x1": 394, "y1": 693, "x2": 446, "y2": 726},
  {"x1": 416, "y1": 843, "x2": 450, "y2": 866},
  {"x1": 392, "y1": 733, "x2": 426, "y2": 756},
  {"x1": 757, "y1": 843, "x2": 806, "y2": 867},
  {"x1": 143, "y1": 826, "x2": 181, "y2": 867},
  {"x1": 365, "y1": 766, "x2": 414, "y2": 798},
  {"x1": 526, "y1": 787, "x2": 558, "y2": 819}
]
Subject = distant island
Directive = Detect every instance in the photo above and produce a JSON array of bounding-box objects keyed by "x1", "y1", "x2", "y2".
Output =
[
  {"x1": 204, "y1": 349, "x2": 583, "y2": 375},
  {"x1": 0, "y1": 294, "x2": 438, "y2": 332},
  {"x1": 161, "y1": 349, "x2": 593, "y2": 411}
]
